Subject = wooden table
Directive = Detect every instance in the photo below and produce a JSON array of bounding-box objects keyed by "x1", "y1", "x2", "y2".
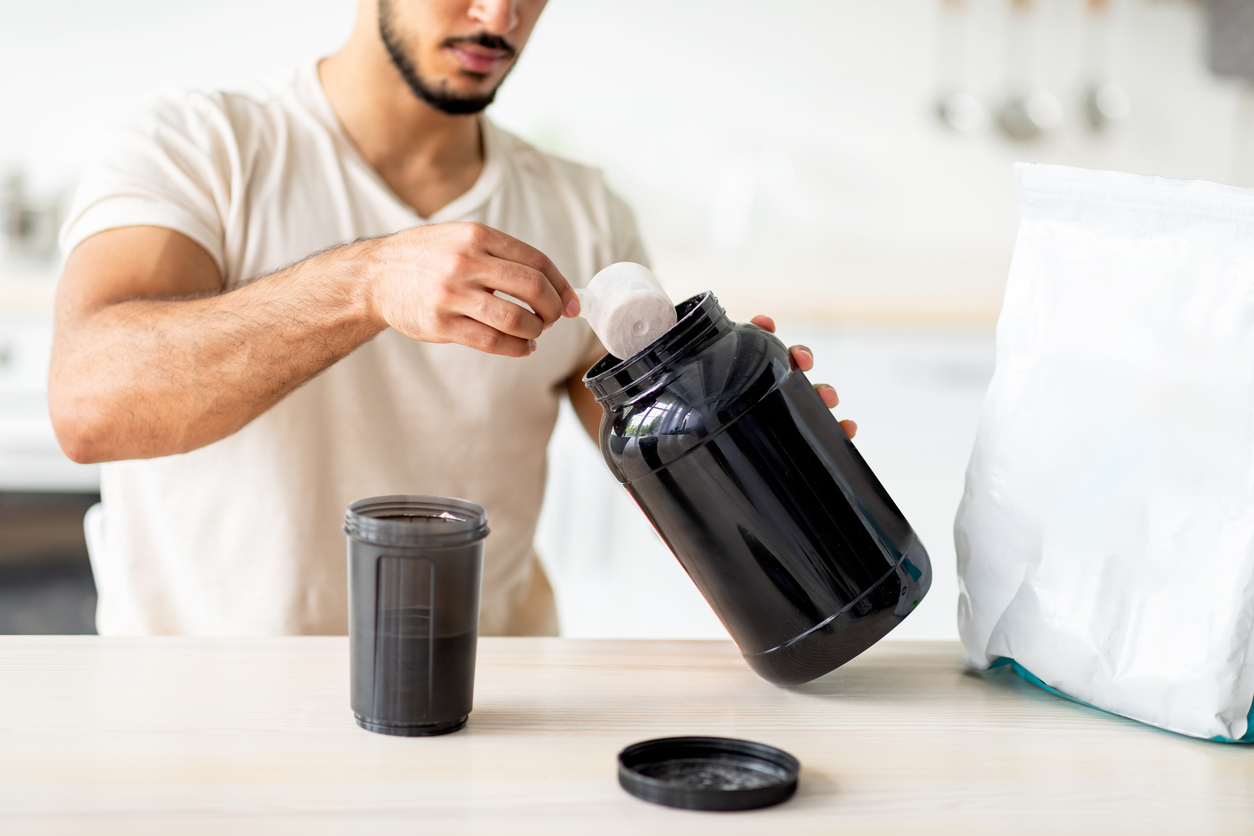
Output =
[{"x1": 1, "y1": 637, "x2": 1251, "y2": 834}]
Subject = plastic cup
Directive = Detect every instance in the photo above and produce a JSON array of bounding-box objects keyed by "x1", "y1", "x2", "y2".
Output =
[{"x1": 344, "y1": 495, "x2": 488, "y2": 736}]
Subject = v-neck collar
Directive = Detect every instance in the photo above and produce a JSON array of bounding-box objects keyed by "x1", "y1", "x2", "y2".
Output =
[{"x1": 301, "y1": 61, "x2": 503, "y2": 223}]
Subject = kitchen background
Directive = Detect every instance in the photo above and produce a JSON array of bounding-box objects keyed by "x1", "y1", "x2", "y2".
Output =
[{"x1": 0, "y1": 0, "x2": 1246, "y2": 639}]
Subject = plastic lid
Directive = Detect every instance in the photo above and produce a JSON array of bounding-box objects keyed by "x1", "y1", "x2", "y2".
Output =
[
  {"x1": 617, "y1": 736, "x2": 800, "y2": 812},
  {"x1": 343, "y1": 495, "x2": 489, "y2": 548}
]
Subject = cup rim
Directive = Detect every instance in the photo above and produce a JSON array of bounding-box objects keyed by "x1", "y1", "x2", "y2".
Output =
[{"x1": 344, "y1": 495, "x2": 489, "y2": 548}]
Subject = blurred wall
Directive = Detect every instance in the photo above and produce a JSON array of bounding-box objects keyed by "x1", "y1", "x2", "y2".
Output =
[{"x1": 0, "y1": 0, "x2": 1242, "y2": 321}]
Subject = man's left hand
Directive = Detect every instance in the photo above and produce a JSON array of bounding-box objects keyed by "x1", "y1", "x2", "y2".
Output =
[{"x1": 751, "y1": 315, "x2": 857, "y2": 440}]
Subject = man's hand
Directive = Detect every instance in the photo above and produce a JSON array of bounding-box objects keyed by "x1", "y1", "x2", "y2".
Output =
[
  {"x1": 368, "y1": 222, "x2": 580, "y2": 358},
  {"x1": 50, "y1": 221, "x2": 581, "y2": 463},
  {"x1": 750, "y1": 315, "x2": 857, "y2": 440}
]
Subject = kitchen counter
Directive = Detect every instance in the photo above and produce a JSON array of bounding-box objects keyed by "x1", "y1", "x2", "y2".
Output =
[{"x1": 0, "y1": 637, "x2": 1250, "y2": 834}]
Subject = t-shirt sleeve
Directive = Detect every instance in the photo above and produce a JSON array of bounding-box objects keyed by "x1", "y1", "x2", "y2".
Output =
[{"x1": 60, "y1": 90, "x2": 235, "y2": 280}]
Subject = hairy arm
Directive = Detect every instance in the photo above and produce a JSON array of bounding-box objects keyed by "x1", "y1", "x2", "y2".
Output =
[
  {"x1": 50, "y1": 226, "x2": 380, "y2": 462},
  {"x1": 50, "y1": 222, "x2": 578, "y2": 463}
]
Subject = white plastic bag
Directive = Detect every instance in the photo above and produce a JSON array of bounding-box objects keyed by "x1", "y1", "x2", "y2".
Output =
[{"x1": 955, "y1": 163, "x2": 1254, "y2": 741}]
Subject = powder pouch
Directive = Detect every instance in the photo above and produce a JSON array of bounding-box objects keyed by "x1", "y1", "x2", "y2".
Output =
[{"x1": 955, "y1": 163, "x2": 1254, "y2": 741}]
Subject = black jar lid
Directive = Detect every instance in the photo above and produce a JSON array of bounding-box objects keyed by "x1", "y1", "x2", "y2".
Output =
[
  {"x1": 617, "y1": 736, "x2": 800, "y2": 812},
  {"x1": 343, "y1": 495, "x2": 488, "y2": 548}
]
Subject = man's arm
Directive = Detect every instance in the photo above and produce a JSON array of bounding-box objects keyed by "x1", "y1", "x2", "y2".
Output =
[
  {"x1": 50, "y1": 221, "x2": 578, "y2": 464},
  {"x1": 562, "y1": 314, "x2": 857, "y2": 446},
  {"x1": 567, "y1": 360, "x2": 605, "y2": 441}
]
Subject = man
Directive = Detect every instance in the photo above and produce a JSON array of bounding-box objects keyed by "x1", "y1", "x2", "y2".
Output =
[{"x1": 49, "y1": 0, "x2": 850, "y2": 636}]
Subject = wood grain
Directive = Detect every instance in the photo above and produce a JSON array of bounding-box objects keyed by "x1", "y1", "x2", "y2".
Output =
[{"x1": 0, "y1": 637, "x2": 1250, "y2": 834}]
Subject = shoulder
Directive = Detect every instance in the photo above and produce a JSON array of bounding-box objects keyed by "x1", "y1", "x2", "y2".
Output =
[
  {"x1": 112, "y1": 67, "x2": 308, "y2": 165},
  {"x1": 62, "y1": 69, "x2": 313, "y2": 273}
]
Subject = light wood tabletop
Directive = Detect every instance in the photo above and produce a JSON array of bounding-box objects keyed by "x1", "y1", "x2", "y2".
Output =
[{"x1": 0, "y1": 637, "x2": 1250, "y2": 834}]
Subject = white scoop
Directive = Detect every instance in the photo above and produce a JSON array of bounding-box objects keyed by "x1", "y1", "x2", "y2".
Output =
[{"x1": 576, "y1": 262, "x2": 676, "y2": 359}]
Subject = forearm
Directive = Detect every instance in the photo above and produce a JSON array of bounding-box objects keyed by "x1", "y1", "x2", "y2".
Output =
[
  {"x1": 51, "y1": 219, "x2": 581, "y2": 463},
  {"x1": 50, "y1": 241, "x2": 383, "y2": 462},
  {"x1": 567, "y1": 363, "x2": 604, "y2": 442}
]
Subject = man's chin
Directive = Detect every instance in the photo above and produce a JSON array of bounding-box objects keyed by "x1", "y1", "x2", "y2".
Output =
[
  {"x1": 443, "y1": 73, "x2": 495, "y2": 91},
  {"x1": 433, "y1": 59, "x2": 506, "y2": 87},
  {"x1": 401, "y1": 69, "x2": 501, "y2": 115},
  {"x1": 381, "y1": 32, "x2": 507, "y2": 114},
  {"x1": 415, "y1": 83, "x2": 498, "y2": 115}
]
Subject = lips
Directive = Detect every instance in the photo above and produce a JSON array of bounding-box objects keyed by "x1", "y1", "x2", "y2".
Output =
[{"x1": 450, "y1": 45, "x2": 509, "y2": 75}]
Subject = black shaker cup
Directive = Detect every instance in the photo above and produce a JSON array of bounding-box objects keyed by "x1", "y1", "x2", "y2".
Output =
[
  {"x1": 344, "y1": 495, "x2": 488, "y2": 735},
  {"x1": 584, "y1": 292, "x2": 932, "y2": 686}
]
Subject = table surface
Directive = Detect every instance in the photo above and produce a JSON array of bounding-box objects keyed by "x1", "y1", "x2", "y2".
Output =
[{"x1": 1, "y1": 637, "x2": 1251, "y2": 835}]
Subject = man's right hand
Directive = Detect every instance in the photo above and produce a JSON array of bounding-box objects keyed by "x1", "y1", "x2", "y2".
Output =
[
  {"x1": 366, "y1": 222, "x2": 580, "y2": 358},
  {"x1": 50, "y1": 221, "x2": 580, "y2": 463}
]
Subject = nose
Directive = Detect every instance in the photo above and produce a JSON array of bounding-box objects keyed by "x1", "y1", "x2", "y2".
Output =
[{"x1": 468, "y1": 0, "x2": 518, "y2": 34}]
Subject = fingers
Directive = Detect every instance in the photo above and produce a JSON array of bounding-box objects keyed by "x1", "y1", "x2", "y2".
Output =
[
  {"x1": 448, "y1": 315, "x2": 535, "y2": 358},
  {"x1": 483, "y1": 260, "x2": 564, "y2": 327},
  {"x1": 479, "y1": 226, "x2": 579, "y2": 321},
  {"x1": 814, "y1": 383, "x2": 855, "y2": 438},
  {"x1": 379, "y1": 222, "x2": 574, "y2": 357},
  {"x1": 751, "y1": 317, "x2": 812, "y2": 374},
  {"x1": 473, "y1": 292, "x2": 546, "y2": 340},
  {"x1": 790, "y1": 345, "x2": 813, "y2": 372},
  {"x1": 776, "y1": 338, "x2": 843, "y2": 420}
]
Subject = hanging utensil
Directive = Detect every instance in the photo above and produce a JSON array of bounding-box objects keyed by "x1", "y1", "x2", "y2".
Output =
[
  {"x1": 1082, "y1": 0, "x2": 1130, "y2": 132},
  {"x1": 996, "y1": 0, "x2": 1063, "y2": 141},
  {"x1": 1209, "y1": 0, "x2": 1254, "y2": 184},
  {"x1": 934, "y1": 0, "x2": 988, "y2": 133}
]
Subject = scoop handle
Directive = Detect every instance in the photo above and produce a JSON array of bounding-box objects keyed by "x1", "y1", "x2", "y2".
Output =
[{"x1": 575, "y1": 287, "x2": 594, "y2": 319}]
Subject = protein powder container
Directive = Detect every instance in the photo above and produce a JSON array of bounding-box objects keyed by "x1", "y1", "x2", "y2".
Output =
[{"x1": 584, "y1": 292, "x2": 932, "y2": 686}]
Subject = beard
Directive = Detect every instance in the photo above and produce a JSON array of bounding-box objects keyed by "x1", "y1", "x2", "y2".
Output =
[{"x1": 378, "y1": 0, "x2": 516, "y2": 116}]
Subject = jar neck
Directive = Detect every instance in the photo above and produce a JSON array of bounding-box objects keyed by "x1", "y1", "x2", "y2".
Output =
[{"x1": 584, "y1": 292, "x2": 731, "y2": 409}]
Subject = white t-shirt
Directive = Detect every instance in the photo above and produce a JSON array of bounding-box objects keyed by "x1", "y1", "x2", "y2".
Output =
[{"x1": 61, "y1": 62, "x2": 646, "y2": 636}]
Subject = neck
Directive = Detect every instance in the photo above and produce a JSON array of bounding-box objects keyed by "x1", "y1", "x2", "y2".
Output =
[{"x1": 318, "y1": 11, "x2": 484, "y2": 218}]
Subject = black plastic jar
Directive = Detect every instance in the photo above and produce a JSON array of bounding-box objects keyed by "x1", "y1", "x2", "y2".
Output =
[{"x1": 584, "y1": 292, "x2": 932, "y2": 686}]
